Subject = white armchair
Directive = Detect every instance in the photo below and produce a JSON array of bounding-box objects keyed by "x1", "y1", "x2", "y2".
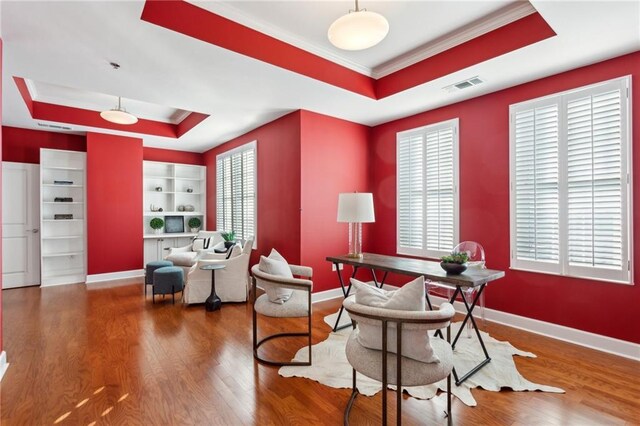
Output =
[
  {"x1": 183, "y1": 238, "x2": 254, "y2": 304},
  {"x1": 165, "y1": 231, "x2": 224, "y2": 278}
]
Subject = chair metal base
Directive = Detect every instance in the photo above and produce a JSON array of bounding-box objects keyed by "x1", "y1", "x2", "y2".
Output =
[
  {"x1": 252, "y1": 306, "x2": 312, "y2": 367},
  {"x1": 344, "y1": 368, "x2": 452, "y2": 426}
]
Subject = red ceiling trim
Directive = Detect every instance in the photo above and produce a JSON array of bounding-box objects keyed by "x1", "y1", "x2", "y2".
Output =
[
  {"x1": 140, "y1": 0, "x2": 377, "y2": 99},
  {"x1": 33, "y1": 101, "x2": 177, "y2": 138},
  {"x1": 375, "y1": 13, "x2": 557, "y2": 99},
  {"x1": 177, "y1": 111, "x2": 209, "y2": 138},
  {"x1": 13, "y1": 76, "x2": 34, "y2": 116},
  {"x1": 140, "y1": 1, "x2": 556, "y2": 100},
  {"x1": 13, "y1": 77, "x2": 209, "y2": 139}
]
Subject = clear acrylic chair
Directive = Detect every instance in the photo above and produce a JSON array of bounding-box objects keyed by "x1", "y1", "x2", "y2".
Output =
[{"x1": 428, "y1": 241, "x2": 486, "y2": 336}]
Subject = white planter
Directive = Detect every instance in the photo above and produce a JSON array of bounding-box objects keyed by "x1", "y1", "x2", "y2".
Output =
[
  {"x1": 153, "y1": 228, "x2": 163, "y2": 234},
  {"x1": 190, "y1": 227, "x2": 200, "y2": 233}
]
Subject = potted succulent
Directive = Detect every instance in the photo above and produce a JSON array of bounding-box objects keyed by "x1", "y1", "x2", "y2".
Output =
[
  {"x1": 150, "y1": 217, "x2": 164, "y2": 234},
  {"x1": 440, "y1": 252, "x2": 469, "y2": 275},
  {"x1": 221, "y1": 231, "x2": 236, "y2": 249},
  {"x1": 188, "y1": 217, "x2": 202, "y2": 233}
]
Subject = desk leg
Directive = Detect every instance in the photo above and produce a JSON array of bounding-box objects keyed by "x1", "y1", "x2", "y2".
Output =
[
  {"x1": 205, "y1": 270, "x2": 222, "y2": 312},
  {"x1": 370, "y1": 270, "x2": 388, "y2": 289},
  {"x1": 332, "y1": 265, "x2": 359, "y2": 332},
  {"x1": 448, "y1": 284, "x2": 491, "y2": 385}
]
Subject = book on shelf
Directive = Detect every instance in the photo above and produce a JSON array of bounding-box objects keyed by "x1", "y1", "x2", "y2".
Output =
[
  {"x1": 54, "y1": 197, "x2": 73, "y2": 202},
  {"x1": 54, "y1": 214, "x2": 74, "y2": 220},
  {"x1": 53, "y1": 180, "x2": 74, "y2": 185}
]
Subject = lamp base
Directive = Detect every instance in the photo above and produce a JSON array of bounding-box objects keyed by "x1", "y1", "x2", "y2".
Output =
[{"x1": 346, "y1": 252, "x2": 363, "y2": 259}]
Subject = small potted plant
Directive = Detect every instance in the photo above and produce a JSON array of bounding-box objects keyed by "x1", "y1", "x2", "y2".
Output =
[
  {"x1": 150, "y1": 217, "x2": 164, "y2": 234},
  {"x1": 440, "y1": 252, "x2": 469, "y2": 275},
  {"x1": 188, "y1": 217, "x2": 201, "y2": 233},
  {"x1": 221, "y1": 231, "x2": 236, "y2": 249}
]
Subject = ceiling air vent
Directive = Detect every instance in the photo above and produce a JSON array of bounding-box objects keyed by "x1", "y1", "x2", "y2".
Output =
[
  {"x1": 38, "y1": 123, "x2": 73, "y2": 131},
  {"x1": 444, "y1": 76, "x2": 484, "y2": 93}
]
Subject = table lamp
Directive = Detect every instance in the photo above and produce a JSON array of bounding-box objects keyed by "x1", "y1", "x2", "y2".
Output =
[{"x1": 337, "y1": 192, "x2": 375, "y2": 258}]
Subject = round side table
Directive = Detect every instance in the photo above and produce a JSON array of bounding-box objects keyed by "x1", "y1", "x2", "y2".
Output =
[{"x1": 199, "y1": 263, "x2": 226, "y2": 311}]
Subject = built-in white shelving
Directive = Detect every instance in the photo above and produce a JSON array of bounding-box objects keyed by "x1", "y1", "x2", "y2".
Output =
[
  {"x1": 40, "y1": 148, "x2": 87, "y2": 286},
  {"x1": 142, "y1": 161, "x2": 206, "y2": 266}
]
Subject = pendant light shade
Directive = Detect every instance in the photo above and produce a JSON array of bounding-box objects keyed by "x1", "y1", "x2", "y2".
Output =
[
  {"x1": 328, "y1": 1, "x2": 389, "y2": 51},
  {"x1": 100, "y1": 97, "x2": 138, "y2": 125}
]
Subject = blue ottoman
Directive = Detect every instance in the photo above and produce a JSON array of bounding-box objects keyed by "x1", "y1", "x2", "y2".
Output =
[
  {"x1": 145, "y1": 260, "x2": 173, "y2": 295},
  {"x1": 153, "y1": 266, "x2": 184, "y2": 304}
]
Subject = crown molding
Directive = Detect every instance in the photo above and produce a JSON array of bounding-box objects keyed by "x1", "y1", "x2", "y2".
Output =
[
  {"x1": 372, "y1": 1, "x2": 538, "y2": 79},
  {"x1": 186, "y1": 0, "x2": 374, "y2": 77}
]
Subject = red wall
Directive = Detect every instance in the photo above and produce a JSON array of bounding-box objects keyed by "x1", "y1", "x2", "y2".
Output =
[
  {"x1": 369, "y1": 52, "x2": 640, "y2": 344},
  {"x1": 143, "y1": 147, "x2": 204, "y2": 165},
  {"x1": 300, "y1": 111, "x2": 371, "y2": 291},
  {"x1": 203, "y1": 112, "x2": 302, "y2": 266},
  {"x1": 0, "y1": 39, "x2": 4, "y2": 353},
  {"x1": 86, "y1": 133, "x2": 143, "y2": 275},
  {"x1": 2, "y1": 126, "x2": 86, "y2": 164}
]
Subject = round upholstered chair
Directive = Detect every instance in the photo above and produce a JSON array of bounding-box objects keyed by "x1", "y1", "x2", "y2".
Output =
[
  {"x1": 343, "y1": 297, "x2": 455, "y2": 426},
  {"x1": 152, "y1": 266, "x2": 184, "y2": 304},
  {"x1": 251, "y1": 263, "x2": 313, "y2": 366}
]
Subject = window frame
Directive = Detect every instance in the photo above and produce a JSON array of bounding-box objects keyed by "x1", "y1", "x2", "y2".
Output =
[
  {"x1": 396, "y1": 118, "x2": 460, "y2": 259},
  {"x1": 216, "y1": 140, "x2": 257, "y2": 248},
  {"x1": 509, "y1": 76, "x2": 633, "y2": 285}
]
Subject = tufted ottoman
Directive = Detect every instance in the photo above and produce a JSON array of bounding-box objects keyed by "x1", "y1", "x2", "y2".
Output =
[
  {"x1": 145, "y1": 260, "x2": 173, "y2": 295},
  {"x1": 152, "y1": 266, "x2": 184, "y2": 304}
]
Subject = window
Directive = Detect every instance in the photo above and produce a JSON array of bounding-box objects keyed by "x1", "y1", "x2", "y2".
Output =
[
  {"x1": 397, "y1": 118, "x2": 459, "y2": 258},
  {"x1": 510, "y1": 76, "x2": 632, "y2": 284},
  {"x1": 216, "y1": 141, "x2": 256, "y2": 243}
]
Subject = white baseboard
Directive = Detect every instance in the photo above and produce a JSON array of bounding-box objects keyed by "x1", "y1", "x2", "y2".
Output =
[
  {"x1": 312, "y1": 287, "x2": 345, "y2": 303},
  {"x1": 0, "y1": 351, "x2": 8, "y2": 382},
  {"x1": 313, "y1": 284, "x2": 640, "y2": 361},
  {"x1": 86, "y1": 269, "x2": 144, "y2": 284}
]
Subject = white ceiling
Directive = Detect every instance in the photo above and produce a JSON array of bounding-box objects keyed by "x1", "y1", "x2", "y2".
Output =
[
  {"x1": 1, "y1": 1, "x2": 639, "y2": 153},
  {"x1": 195, "y1": 0, "x2": 518, "y2": 76}
]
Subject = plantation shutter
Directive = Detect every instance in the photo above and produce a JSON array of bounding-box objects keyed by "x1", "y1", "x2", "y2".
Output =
[
  {"x1": 216, "y1": 142, "x2": 257, "y2": 242},
  {"x1": 425, "y1": 127, "x2": 456, "y2": 252},
  {"x1": 512, "y1": 102, "x2": 560, "y2": 272},
  {"x1": 510, "y1": 76, "x2": 630, "y2": 283},
  {"x1": 566, "y1": 86, "x2": 627, "y2": 279},
  {"x1": 397, "y1": 119, "x2": 459, "y2": 258},
  {"x1": 397, "y1": 132, "x2": 424, "y2": 250}
]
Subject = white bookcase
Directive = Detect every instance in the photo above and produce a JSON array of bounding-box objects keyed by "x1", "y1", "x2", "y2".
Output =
[
  {"x1": 40, "y1": 149, "x2": 87, "y2": 286},
  {"x1": 142, "y1": 161, "x2": 206, "y2": 264}
]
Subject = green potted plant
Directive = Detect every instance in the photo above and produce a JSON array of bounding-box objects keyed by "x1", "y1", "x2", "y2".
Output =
[
  {"x1": 221, "y1": 231, "x2": 236, "y2": 249},
  {"x1": 440, "y1": 252, "x2": 469, "y2": 275},
  {"x1": 150, "y1": 217, "x2": 164, "y2": 234},
  {"x1": 188, "y1": 217, "x2": 202, "y2": 233}
]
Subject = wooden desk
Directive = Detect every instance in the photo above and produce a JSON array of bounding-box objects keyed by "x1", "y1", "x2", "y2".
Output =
[{"x1": 326, "y1": 253, "x2": 505, "y2": 385}]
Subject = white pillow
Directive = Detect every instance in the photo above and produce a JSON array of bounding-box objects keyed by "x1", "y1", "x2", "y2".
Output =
[
  {"x1": 353, "y1": 277, "x2": 439, "y2": 363},
  {"x1": 258, "y1": 249, "x2": 294, "y2": 304},
  {"x1": 165, "y1": 252, "x2": 198, "y2": 267}
]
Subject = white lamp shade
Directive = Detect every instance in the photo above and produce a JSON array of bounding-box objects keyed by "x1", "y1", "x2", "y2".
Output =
[
  {"x1": 328, "y1": 10, "x2": 389, "y2": 51},
  {"x1": 337, "y1": 193, "x2": 375, "y2": 223},
  {"x1": 100, "y1": 109, "x2": 138, "y2": 125}
]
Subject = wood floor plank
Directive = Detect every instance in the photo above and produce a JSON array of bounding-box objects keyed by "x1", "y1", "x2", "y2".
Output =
[{"x1": 1, "y1": 282, "x2": 639, "y2": 425}]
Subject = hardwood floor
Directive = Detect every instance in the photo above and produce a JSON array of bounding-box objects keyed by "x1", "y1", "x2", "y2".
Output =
[{"x1": 1, "y1": 281, "x2": 639, "y2": 425}]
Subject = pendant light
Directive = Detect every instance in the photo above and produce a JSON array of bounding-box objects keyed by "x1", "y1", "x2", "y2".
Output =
[
  {"x1": 328, "y1": 0, "x2": 389, "y2": 51},
  {"x1": 100, "y1": 96, "x2": 138, "y2": 125}
]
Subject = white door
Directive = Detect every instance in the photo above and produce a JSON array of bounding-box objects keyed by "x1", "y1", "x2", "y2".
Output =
[{"x1": 2, "y1": 162, "x2": 40, "y2": 288}]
